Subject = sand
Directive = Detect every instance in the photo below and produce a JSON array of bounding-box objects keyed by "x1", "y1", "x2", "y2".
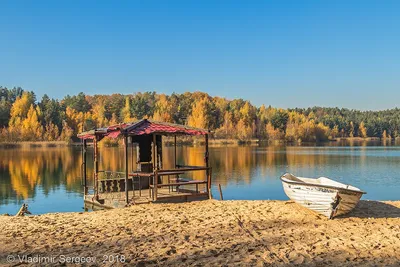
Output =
[{"x1": 1, "y1": 200, "x2": 400, "y2": 266}]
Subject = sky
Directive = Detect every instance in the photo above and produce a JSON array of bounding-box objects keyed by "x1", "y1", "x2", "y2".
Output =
[{"x1": 1, "y1": 0, "x2": 399, "y2": 110}]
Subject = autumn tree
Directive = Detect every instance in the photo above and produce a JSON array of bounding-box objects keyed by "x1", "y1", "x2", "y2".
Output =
[
  {"x1": 60, "y1": 120, "x2": 74, "y2": 143},
  {"x1": 285, "y1": 112, "x2": 303, "y2": 142},
  {"x1": 9, "y1": 92, "x2": 35, "y2": 128},
  {"x1": 256, "y1": 105, "x2": 269, "y2": 139},
  {"x1": 121, "y1": 97, "x2": 133, "y2": 122},
  {"x1": 266, "y1": 123, "x2": 284, "y2": 141},
  {"x1": 92, "y1": 98, "x2": 107, "y2": 127},
  {"x1": 349, "y1": 121, "x2": 355, "y2": 138},
  {"x1": 382, "y1": 130, "x2": 387, "y2": 139},
  {"x1": 8, "y1": 92, "x2": 39, "y2": 141},
  {"x1": 153, "y1": 94, "x2": 175, "y2": 122},
  {"x1": 21, "y1": 105, "x2": 43, "y2": 140},
  {"x1": 314, "y1": 122, "x2": 330, "y2": 142},
  {"x1": 65, "y1": 106, "x2": 94, "y2": 135},
  {"x1": 188, "y1": 97, "x2": 212, "y2": 129},
  {"x1": 236, "y1": 119, "x2": 254, "y2": 140},
  {"x1": 43, "y1": 123, "x2": 59, "y2": 141},
  {"x1": 331, "y1": 125, "x2": 339, "y2": 139},
  {"x1": 109, "y1": 113, "x2": 119, "y2": 125},
  {"x1": 215, "y1": 111, "x2": 234, "y2": 139},
  {"x1": 359, "y1": 121, "x2": 367, "y2": 138}
]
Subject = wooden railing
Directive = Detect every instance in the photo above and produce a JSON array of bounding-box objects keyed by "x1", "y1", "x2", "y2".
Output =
[{"x1": 94, "y1": 166, "x2": 212, "y2": 202}]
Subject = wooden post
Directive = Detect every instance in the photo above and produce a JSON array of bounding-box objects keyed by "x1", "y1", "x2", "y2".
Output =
[
  {"x1": 124, "y1": 135, "x2": 129, "y2": 204},
  {"x1": 208, "y1": 167, "x2": 213, "y2": 199},
  {"x1": 218, "y1": 184, "x2": 223, "y2": 200},
  {"x1": 174, "y1": 135, "x2": 177, "y2": 168},
  {"x1": 205, "y1": 134, "x2": 210, "y2": 196},
  {"x1": 82, "y1": 139, "x2": 87, "y2": 195},
  {"x1": 81, "y1": 138, "x2": 84, "y2": 186},
  {"x1": 153, "y1": 134, "x2": 158, "y2": 201},
  {"x1": 93, "y1": 137, "x2": 99, "y2": 200},
  {"x1": 131, "y1": 136, "x2": 134, "y2": 172}
]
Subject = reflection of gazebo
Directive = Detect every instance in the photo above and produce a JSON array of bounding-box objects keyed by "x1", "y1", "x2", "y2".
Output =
[{"x1": 78, "y1": 119, "x2": 212, "y2": 208}]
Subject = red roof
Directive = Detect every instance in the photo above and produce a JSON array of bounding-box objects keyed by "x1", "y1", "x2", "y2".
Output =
[
  {"x1": 77, "y1": 119, "x2": 208, "y2": 140},
  {"x1": 124, "y1": 120, "x2": 208, "y2": 136}
]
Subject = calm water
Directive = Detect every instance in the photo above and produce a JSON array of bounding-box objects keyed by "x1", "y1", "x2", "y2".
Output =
[{"x1": 1, "y1": 144, "x2": 400, "y2": 214}]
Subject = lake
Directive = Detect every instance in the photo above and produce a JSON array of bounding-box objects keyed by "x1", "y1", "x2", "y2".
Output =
[{"x1": 1, "y1": 144, "x2": 400, "y2": 214}]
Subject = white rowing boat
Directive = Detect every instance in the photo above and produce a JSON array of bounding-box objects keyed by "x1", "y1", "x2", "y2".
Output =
[{"x1": 280, "y1": 173, "x2": 366, "y2": 219}]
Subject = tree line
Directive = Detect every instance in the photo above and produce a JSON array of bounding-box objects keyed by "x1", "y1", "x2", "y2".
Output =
[{"x1": 1, "y1": 86, "x2": 399, "y2": 143}]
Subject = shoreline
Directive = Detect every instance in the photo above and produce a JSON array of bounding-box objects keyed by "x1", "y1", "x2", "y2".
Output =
[
  {"x1": 0, "y1": 137, "x2": 399, "y2": 149},
  {"x1": 1, "y1": 200, "x2": 399, "y2": 266},
  {"x1": 0, "y1": 141, "x2": 69, "y2": 149}
]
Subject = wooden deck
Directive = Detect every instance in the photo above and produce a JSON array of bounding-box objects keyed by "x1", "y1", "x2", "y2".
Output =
[{"x1": 84, "y1": 187, "x2": 209, "y2": 209}]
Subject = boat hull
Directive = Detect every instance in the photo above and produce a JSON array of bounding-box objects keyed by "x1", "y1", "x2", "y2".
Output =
[{"x1": 282, "y1": 180, "x2": 364, "y2": 219}]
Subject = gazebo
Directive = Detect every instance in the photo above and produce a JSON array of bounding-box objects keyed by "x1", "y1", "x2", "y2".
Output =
[{"x1": 78, "y1": 119, "x2": 212, "y2": 208}]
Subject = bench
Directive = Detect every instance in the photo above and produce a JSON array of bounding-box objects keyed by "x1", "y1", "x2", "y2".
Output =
[
  {"x1": 150, "y1": 180, "x2": 207, "y2": 187},
  {"x1": 150, "y1": 180, "x2": 207, "y2": 194}
]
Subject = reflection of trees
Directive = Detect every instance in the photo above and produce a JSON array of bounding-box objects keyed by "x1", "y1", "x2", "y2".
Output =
[
  {"x1": 8, "y1": 158, "x2": 41, "y2": 199},
  {"x1": 285, "y1": 147, "x2": 330, "y2": 167},
  {"x1": 208, "y1": 146, "x2": 287, "y2": 186},
  {"x1": 0, "y1": 148, "x2": 84, "y2": 205},
  {"x1": 161, "y1": 146, "x2": 287, "y2": 186}
]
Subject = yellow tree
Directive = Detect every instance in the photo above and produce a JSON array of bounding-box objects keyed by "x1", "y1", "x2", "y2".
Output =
[
  {"x1": 9, "y1": 92, "x2": 33, "y2": 126},
  {"x1": 92, "y1": 99, "x2": 107, "y2": 127},
  {"x1": 331, "y1": 125, "x2": 339, "y2": 139},
  {"x1": 60, "y1": 120, "x2": 74, "y2": 143},
  {"x1": 236, "y1": 119, "x2": 253, "y2": 140},
  {"x1": 153, "y1": 94, "x2": 175, "y2": 122},
  {"x1": 239, "y1": 102, "x2": 255, "y2": 125},
  {"x1": 298, "y1": 119, "x2": 316, "y2": 142},
  {"x1": 382, "y1": 130, "x2": 387, "y2": 139},
  {"x1": 65, "y1": 106, "x2": 82, "y2": 133},
  {"x1": 214, "y1": 111, "x2": 235, "y2": 139},
  {"x1": 44, "y1": 123, "x2": 59, "y2": 141},
  {"x1": 315, "y1": 122, "x2": 330, "y2": 141},
  {"x1": 349, "y1": 121, "x2": 355, "y2": 138},
  {"x1": 121, "y1": 97, "x2": 133, "y2": 122},
  {"x1": 109, "y1": 113, "x2": 119, "y2": 125},
  {"x1": 359, "y1": 122, "x2": 367, "y2": 138},
  {"x1": 65, "y1": 106, "x2": 94, "y2": 134},
  {"x1": 188, "y1": 97, "x2": 211, "y2": 129},
  {"x1": 265, "y1": 123, "x2": 284, "y2": 141},
  {"x1": 285, "y1": 112, "x2": 304, "y2": 142},
  {"x1": 8, "y1": 92, "x2": 35, "y2": 139},
  {"x1": 237, "y1": 102, "x2": 256, "y2": 139},
  {"x1": 21, "y1": 105, "x2": 43, "y2": 140}
]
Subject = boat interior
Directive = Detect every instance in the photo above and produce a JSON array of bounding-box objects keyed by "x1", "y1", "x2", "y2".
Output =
[{"x1": 281, "y1": 173, "x2": 365, "y2": 193}]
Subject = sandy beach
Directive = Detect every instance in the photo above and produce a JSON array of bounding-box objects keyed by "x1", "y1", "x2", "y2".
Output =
[{"x1": 1, "y1": 200, "x2": 400, "y2": 266}]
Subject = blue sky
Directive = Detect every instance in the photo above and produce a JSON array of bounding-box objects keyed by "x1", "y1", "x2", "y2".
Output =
[{"x1": 1, "y1": 0, "x2": 399, "y2": 110}]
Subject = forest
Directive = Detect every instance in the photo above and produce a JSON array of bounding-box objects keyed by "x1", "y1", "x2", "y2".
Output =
[{"x1": 1, "y1": 86, "x2": 399, "y2": 143}]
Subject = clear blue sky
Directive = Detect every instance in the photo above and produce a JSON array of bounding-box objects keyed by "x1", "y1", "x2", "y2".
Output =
[{"x1": 1, "y1": 0, "x2": 399, "y2": 110}]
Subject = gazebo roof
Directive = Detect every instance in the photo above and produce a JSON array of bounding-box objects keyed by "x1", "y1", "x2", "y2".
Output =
[{"x1": 77, "y1": 119, "x2": 208, "y2": 140}]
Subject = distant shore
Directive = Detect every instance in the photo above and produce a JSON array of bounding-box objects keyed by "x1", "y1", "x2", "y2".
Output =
[
  {"x1": 0, "y1": 137, "x2": 398, "y2": 149},
  {"x1": 0, "y1": 141, "x2": 69, "y2": 149},
  {"x1": 1, "y1": 200, "x2": 399, "y2": 266}
]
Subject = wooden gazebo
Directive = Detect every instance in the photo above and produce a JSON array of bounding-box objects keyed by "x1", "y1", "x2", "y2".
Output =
[{"x1": 78, "y1": 119, "x2": 212, "y2": 208}]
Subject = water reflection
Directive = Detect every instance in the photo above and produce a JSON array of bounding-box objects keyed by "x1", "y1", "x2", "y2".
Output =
[{"x1": 1, "y1": 142, "x2": 400, "y2": 214}]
